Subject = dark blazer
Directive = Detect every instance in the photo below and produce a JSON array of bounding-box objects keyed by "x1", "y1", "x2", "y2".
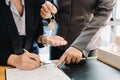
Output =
[
  {"x1": 0, "y1": 0, "x2": 44, "y2": 65},
  {"x1": 53, "y1": 0, "x2": 116, "y2": 57}
]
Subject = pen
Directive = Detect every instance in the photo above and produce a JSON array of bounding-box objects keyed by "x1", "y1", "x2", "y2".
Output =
[
  {"x1": 23, "y1": 49, "x2": 29, "y2": 53},
  {"x1": 23, "y1": 49, "x2": 44, "y2": 66}
]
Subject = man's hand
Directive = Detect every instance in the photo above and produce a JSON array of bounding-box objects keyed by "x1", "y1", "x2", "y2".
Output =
[
  {"x1": 56, "y1": 47, "x2": 82, "y2": 66},
  {"x1": 7, "y1": 52, "x2": 41, "y2": 70},
  {"x1": 40, "y1": 1, "x2": 57, "y2": 19},
  {"x1": 42, "y1": 35, "x2": 67, "y2": 46}
]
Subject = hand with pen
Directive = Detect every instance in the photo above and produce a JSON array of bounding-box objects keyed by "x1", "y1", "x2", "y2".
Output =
[{"x1": 7, "y1": 49, "x2": 42, "y2": 70}]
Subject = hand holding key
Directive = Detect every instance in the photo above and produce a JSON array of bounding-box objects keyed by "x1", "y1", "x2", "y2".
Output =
[{"x1": 40, "y1": 1, "x2": 57, "y2": 19}]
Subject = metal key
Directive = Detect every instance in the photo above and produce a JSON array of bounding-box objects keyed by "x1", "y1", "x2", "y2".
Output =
[{"x1": 48, "y1": 13, "x2": 56, "y2": 30}]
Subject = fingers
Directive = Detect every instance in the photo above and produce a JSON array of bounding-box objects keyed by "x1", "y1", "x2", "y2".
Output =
[
  {"x1": 64, "y1": 53, "x2": 71, "y2": 64},
  {"x1": 47, "y1": 40, "x2": 67, "y2": 46},
  {"x1": 26, "y1": 53, "x2": 41, "y2": 67},
  {"x1": 42, "y1": 2, "x2": 51, "y2": 13},
  {"x1": 8, "y1": 51, "x2": 43, "y2": 70},
  {"x1": 21, "y1": 59, "x2": 40, "y2": 70},
  {"x1": 56, "y1": 47, "x2": 82, "y2": 67},
  {"x1": 75, "y1": 56, "x2": 81, "y2": 63},
  {"x1": 41, "y1": 35, "x2": 67, "y2": 46},
  {"x1": 28, "y1": 53, "x2": 40, "y2": 62},
  {"x1": 41, "y1": 8, "x2": 52, "y2": 19},
  {"x1": 18, "y1": 53, "x2": 41, "y2": 70},
  {"x1": 71, "y1": 57, "x2": 77, "y2": 63},
  {"x1": 41, "y1": 3, "x2": 52, "y2": 19},
  {"x1": 56, "y1": 54, "x2": 66, "y2": 67},
  {"x1": 27, "y1": 55, "x2": 40, "y2": 65},
  {"x1": 45, "y1": 1, "x2": 54, "y2": 13},
  {"x1": 46, "y1": 36, "x2": 68, "y2": 46},
  {"x1": 40, "y1": 1, "x2": 57, "y2": 19},
  {"x1": 45, "y1": 1, "x2": 57, "y2": 14}
]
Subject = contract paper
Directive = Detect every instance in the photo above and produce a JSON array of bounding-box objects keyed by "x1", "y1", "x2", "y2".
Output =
[{"x1": 6, "y1": 63, "x2": 71, "y2": 80}]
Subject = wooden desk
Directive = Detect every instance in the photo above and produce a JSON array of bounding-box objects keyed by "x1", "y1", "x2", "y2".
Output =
[{"x1": 0, "y1": 66, "x2": 12, "y2": 80}]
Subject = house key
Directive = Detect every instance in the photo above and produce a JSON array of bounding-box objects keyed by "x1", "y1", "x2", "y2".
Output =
[{"x1": 48, "y1": 14, "x2": 56, "y2": 30}]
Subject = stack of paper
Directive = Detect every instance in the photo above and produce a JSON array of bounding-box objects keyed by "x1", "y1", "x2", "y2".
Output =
[
  {"x1": 6, "y1": 63, "x2": 71, "y2": 80},
  {"x1": 97, "y1": 46, "x2": 120, "y2": 70},
  {"x1": 115, "y1": 36, "x2": 120, "y2": 52},
  {"x1": 114, "y1": 26, "x2": 120, "y2": 52}
]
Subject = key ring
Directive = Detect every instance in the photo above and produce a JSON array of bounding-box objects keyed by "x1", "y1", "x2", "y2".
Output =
[
  {"x1": 48, "y1": 13, "x2": 56, "y2": 30},
  {"x1": 50, "y1": 13, "x2": 55, "y2": 21}
]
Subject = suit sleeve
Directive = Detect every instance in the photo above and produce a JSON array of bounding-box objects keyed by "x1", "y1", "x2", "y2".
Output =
[
  {"x1": 0, "y1": 51, "x2": 11, "y2": 65},
  {"x1": 71, "y1": 0, "x2": 116, "y2": 57}
]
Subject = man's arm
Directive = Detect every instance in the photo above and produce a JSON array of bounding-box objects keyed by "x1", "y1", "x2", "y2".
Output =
[
  {"x1": 56, "y1": 0, "x2": 116, "y2": 66},
  {"x1": 71, "y1": 0, "x2": 116, "y2": 57}
]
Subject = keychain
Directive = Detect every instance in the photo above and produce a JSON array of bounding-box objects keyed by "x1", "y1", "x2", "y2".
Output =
[{"x1": 48, "y1": 13, "x2": 56, "y2": 30}]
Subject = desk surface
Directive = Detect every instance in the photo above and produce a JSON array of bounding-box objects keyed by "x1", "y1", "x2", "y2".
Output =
[
  {"x1": 0, "y1": 66, "x2": 12, "y2": 80},
  {"x1": 0, "y1": 59, "x2": 120, "y2": 80},
  {"x1": 61, "y1": 58, "x2": 120, "y2": 80}
]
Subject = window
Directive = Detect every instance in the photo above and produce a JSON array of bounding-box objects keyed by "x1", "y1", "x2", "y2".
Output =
[{"x1": 115, "y1": 0, "x2": 120, "y2": 19}]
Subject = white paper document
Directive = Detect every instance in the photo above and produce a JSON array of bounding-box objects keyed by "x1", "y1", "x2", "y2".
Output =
[{"x1": 6, "y1": 63, "x2": 71, "y2": 80}]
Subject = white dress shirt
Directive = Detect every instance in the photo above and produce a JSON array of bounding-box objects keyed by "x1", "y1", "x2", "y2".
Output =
[{"x1": 5, "y1": 0, "x2": 26, "y2": 35}]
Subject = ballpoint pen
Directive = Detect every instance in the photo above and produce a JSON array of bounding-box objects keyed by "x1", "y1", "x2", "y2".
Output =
[
  {"x1": 23, "y1": 49, "x2": 44, "y2": 66},
  {"x1": 23, "y1": 49, "x2": 29, "y2": 53},
  {"x1": 23, "y1": 49, "x2": 58, "y2": 66}
]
